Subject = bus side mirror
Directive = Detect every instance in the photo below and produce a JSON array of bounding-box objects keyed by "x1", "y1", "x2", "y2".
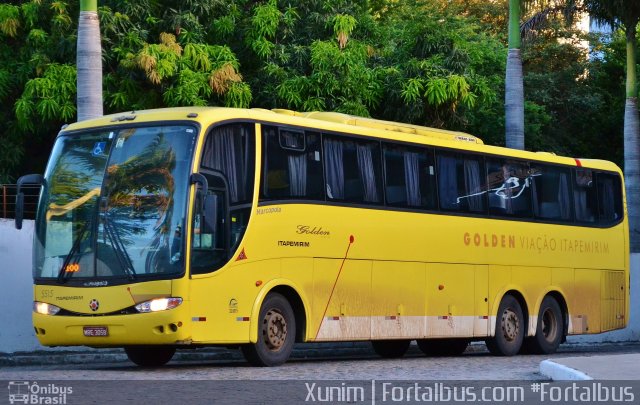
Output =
[
  {"x1": 15, "y1": 174, "x2": 44, "y2": 230},
  {"x1": 190, "y1": 173, "x2": 209, "y2": 211}
]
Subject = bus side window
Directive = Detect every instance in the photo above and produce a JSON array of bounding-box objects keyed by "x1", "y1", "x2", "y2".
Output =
[
  {"x1": 261, "y1": 126, "x2": 323, "y2": 200},
  {"x1": 383, "y1": 143, "x2": 436, "y2": 209},
  {"x1": 437, "y1": 151, "x2": 486, "y2": 214},
  {"x1": 200, "y1": 124, "x2": 255, "y2": 205},
  {"x1": 596, "y1": 172, "x2": 623, "y2": 226},
  {"x1": 486, "y1": 159, "x2": 532, "y2": 218},
  {"x1": 530, "y1": 164, "x2": 572, "y2": 222},
  {"x1": 323, "y1": 135, "x2": 382, "y2": 204},
  {"x1": 574, "y1": 169, "x2": 597, "y2": 223}
]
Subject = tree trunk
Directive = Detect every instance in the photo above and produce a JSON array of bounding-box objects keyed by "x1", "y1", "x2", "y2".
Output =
[
  {"x1": 505, "y1": 0, "x2": 524, "y2": 150},
  {"x1": 77, "y1": 0, "x2": 103, "y2": 121},
  {"x1": 505, "y1": 48, "x2": 525, "y2": 150},
  {"x1": 624, "y1": 26, "x2": 640, "y2": 253}
]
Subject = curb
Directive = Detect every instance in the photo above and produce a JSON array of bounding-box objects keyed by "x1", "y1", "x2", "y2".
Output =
[{"x1": 539, "y1": 359, "x2": 593, "y2": 381}]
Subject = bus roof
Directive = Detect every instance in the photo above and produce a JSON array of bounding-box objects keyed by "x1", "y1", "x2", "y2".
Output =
[{"x1": 60, "y1": 107, "x2": 622, "y2": 173}]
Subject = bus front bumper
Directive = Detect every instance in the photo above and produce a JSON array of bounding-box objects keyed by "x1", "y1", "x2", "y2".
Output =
[{"x1": 32, "y1": 307, "x2": 192, "y2": 347}]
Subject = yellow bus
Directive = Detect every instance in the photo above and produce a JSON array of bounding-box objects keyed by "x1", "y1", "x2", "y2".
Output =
[{"x1": 16, "y1": 107, "x2": 628, "y2": 367}]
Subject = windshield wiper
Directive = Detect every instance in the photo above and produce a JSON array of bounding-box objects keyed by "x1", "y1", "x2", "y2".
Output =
[
  {"x1": 56, "y1": 218, "x2": 92, "y2": 284},
  {"x1": 102, "y1": 212, "x2": 137, "y2": 280}
]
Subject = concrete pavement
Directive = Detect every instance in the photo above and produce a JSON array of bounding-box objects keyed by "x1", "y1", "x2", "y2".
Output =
[{"x1": 540, "y1": 353, "x2": 640, "y2": 380}]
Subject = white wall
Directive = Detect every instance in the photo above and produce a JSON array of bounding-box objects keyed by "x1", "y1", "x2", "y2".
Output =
[
  {"x1": 0, "y1": 219, "x2": 42, "y2": 352},
  {"x1": 0, "y1": 219, "x2": 638, "y2": 353}
]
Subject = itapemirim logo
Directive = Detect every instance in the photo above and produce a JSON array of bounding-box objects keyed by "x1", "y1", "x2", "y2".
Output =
[{"x1": 7, "y1": 381, "x2": 73, "y2": 404}]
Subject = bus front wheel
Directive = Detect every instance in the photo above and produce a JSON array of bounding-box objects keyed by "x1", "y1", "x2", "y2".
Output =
[
  {"x1": 125, "y1": 346, "x2": 175, "y2": 367},
  {"x1": 371, "y1": 340, "x2": 411, "y2": 358},
  {"x1": 241, "y1": 293, "x2": 296, "y2": 367},
  {"x1": 523, "y1": 296, "x2": 563, "y2": 354},
  {"x1": 486, "y1": 295, "x2": 524, "y2": 356}
]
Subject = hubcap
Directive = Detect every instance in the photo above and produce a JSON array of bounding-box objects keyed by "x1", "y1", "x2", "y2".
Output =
[
  {"x1": 501, "y1": 308, "x2": 520, "y2": 342},
  {"x1": 262, "y1": 309, "x2": 287, "y2": 351},
  {"x1": 541, "y1": 308, "x2": 558, "y2": 343}
]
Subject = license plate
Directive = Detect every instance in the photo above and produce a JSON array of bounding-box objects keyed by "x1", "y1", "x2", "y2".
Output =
[{"x1": 83, "y1": 326, "x2": 109, "y2": 337}]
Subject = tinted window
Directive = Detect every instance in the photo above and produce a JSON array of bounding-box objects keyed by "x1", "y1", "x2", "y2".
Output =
[
  {"x1": 324, "y1": 135, "x2": 382, "y2": 204},
  {"x1": 383, "y1": 144, "x2": 436, "y2": 209},
  {"x1": 437, "y1": 152, "x2": 486, "y2": 213},
  {"x1": 597, "y1": 173, "x2": 623, "y2": 225},
  {"x1": 201, "y1": 124, "x2": 255, "y2": 205},
  {"x1": 574, "y1": 168, "x2": 597, "y2": 223},
  {"x1": 261, "y1": 126, "x2": 323, "y2": 200},
  {"x1": 486, "y1": 159, "x2": 533, "y2": 217},
  {"x1": 531, "y1": 164, "x2": 572, "y2": 221}
]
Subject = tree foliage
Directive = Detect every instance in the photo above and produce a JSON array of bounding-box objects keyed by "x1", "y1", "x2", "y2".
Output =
[{"x1": 0, "y1": 0, "x2": 633, "y2": 184}]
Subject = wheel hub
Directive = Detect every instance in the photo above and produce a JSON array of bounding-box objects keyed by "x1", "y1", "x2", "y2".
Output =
[
  {"x1": 501, "y1": 308, "x2": 520, "y2": 342},
  {"x1": 263, "y1": 309, "x2": 287, "y2": 351}
]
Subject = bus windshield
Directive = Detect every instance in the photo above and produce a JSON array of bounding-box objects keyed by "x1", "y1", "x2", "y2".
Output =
[{"x1": 34, "y1": 125, "x2": 197, "y2": 283}]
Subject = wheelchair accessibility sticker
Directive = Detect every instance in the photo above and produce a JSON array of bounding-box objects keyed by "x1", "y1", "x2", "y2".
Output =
[{"x1": 92, "y1": 142, "x2": 107, "y2": 157}]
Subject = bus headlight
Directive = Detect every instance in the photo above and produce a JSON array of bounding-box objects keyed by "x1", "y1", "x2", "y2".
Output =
[
  {"x1": 33, "y1": 302, "x2": 61, "y2": 315},
  {"x1": 135, "y1": 297, "x2": 183, "y2": 313}
]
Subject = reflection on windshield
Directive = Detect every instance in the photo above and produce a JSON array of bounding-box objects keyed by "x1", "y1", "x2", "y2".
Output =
[{"x1": 34, "y1": 126, "x2": 196, "y2": 282}]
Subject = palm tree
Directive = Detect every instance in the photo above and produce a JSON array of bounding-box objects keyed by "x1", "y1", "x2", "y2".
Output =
[
  {"x1": 584, "y1": 0, "x2": 640, "y2": 252},
  {"x1": 505, "y1": 0, "x2": 581, "y2": 150},
  {"x1": 506, "y1": 0, "x2": 525, "y2": 150},
  {"x1": 77, "y1": 0, "x2": 103, "y2": 121}
]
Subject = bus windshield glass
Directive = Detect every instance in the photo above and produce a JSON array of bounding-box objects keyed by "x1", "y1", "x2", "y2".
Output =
[{"x1": 34, "y1": 125, "x2": 197, "y2": 283}]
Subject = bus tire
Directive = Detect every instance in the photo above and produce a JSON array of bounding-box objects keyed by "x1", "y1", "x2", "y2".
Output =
[
  {"x1": 125, "y1": 346, "x2": 175, "y2": 367},
  {"x1": 371, "y1": 340, "x2": 411, "y2": 358},
  {"x1": 523, "y1": 296, "x2": 563, "y2": 354},
  {"x1": 417, "y1": 338, "x2": 470, "y2": 356},
  {"x1": 486, "y1": 295, "x2": 524, "y2": 356},
  {"x1": 241, "y1": 293, "x2": 296, "y2": 367}
]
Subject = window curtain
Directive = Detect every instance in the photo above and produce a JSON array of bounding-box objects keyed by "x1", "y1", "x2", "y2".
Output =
[
  {"x1": 438, "y1": 155, "x2": 458, "y2": 209},
  {"x1": 287, "y1": 154, "x2": 307, "y2": 197},
  {"x1": 324, "y1": 138, "x2": 344, "y2": 199},
  {"x1": 558, "y1": 173, "x2": 571, "y2": 219},
  {"x1": 501, "y1": 165, "x2": 514, "y2": 214},
  {"x1": 403, "y1": 151, "x2": 421, "y2": 206},
  {"x1": 574, "y1": 188, "x2": 589, "y2": 221},
  {"x1": 531, "y1": 174, "x2": 540, "y2": 216},
  {"x1": 201, "y1": 126, "x2": 246, "y2": 203},
  {"x1": 356, "y1": 143, "x2": 379, "y2": 203},
  {"x1": 464, "y1": 159, "x2": 483, "y2": 211},
  {"x1": 600, "y1": 178, "x2": 615, "y2": 220},
  {"x1": 574, "y1": 171, "x2": 592, "y2": 222}
]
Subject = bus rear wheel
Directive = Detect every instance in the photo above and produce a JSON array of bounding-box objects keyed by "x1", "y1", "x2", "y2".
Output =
[
  {"x1": 417, "y1": 338, "x2": 470, "y2": 356},
  {"x1": 523, "y1": 296, "x2": 563, "y2": 354},
  {"x1": 486, "y1": 295, "x2": 524, "y2": 356},
  {"x1": 371, "y1": 340, "x2": 411, "y2": 358},
  {"x1": 125, "y1": 346, "x2": 175, "y2": 367},
  {"x1": 241, "y1": 293, "x2": 296, "y2": 367}
]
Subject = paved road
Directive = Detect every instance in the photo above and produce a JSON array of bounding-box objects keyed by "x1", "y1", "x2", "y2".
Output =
[
  {"x1": 1, "y1": 342, "x2": 639, "y2": 381},
  {"x1": 1, "y1": 343, "x2": 639, "y2": 404}
]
